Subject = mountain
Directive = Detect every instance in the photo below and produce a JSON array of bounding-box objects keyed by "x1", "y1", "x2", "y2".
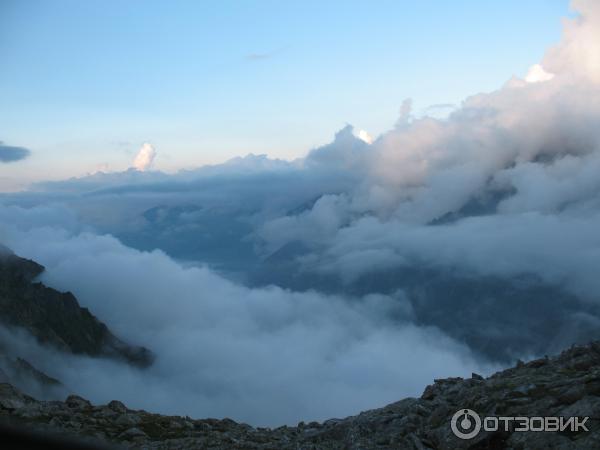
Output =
[
  {"x1": 1, "y1": 341, "x2": 599, "y2": 449},
  {"x1": 0, "y1": 245, "x2": 153, "y2": 373}
]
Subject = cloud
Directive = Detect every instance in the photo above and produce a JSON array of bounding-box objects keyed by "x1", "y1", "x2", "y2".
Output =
[
  {"x1": 1, "y1": 0, "x2": 600, "y2": 427},
  {"x1": 305, "y1": 125, "x2": 371, "y2": 173},
  {"x1": 524, "y1": 64, "x2": 555, "y2": 83},
  {"x1": 425, "y1": 103, "x2": 456, "y2": 110},
  {"x1": 543, "y1": 0, "x2": 600, "y2": 83},
  {"x1": 0, "y1": 143, "x2": 31, "y2": 163},
  {"x1": 356, "y1": 129, "x2": 374, "y2": 144},
  {"x1": 132, "y1": 143, "x2": 156, "y2": 171},
  {"x1": 0, "y1": 207, "x2": 490, "y2": 426},
  {"x1": 245, "y1": 46, "x2": 287, "y2": 61},
  {"x1": 422, "y1": 103, "x2": 457, "y2": 118},
  {"x1": 246, "y1": 52, "x2": 271, "y2": 61},
  {"x1": 246, "y1": 0, "x2": 600, "y2": 357},
  {"x1": 7, "y1": 0, "x2": 600, "y2": 362}
]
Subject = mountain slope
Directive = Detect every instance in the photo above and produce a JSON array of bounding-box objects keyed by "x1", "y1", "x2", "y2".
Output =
[{"x1": 0, "y1": 245, "x2": 153, "y2": 367}]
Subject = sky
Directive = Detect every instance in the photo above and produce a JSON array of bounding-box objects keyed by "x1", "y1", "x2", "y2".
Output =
[{"x1": 0, "y1": 0, "x2": 572, "y2": 190}]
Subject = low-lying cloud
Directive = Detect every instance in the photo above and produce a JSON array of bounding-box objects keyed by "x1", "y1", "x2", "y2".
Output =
[{"x1": 0, "y1": 210, "x2": 490, "y2": 425}]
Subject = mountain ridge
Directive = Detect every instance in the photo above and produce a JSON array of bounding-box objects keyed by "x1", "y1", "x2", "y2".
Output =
[{"x1": 0, "y1": 245, "x2": 154, "y2": 392}]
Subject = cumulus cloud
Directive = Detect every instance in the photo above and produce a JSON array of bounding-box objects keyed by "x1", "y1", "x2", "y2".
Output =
[
  {"x1": 305, "y1": 125, "x2": 371, "y2": 173},
  {"x1": 132, "y1": 142, "x2": 156, "y2": 171},
  {"x1": 543, "y1": 0, "x2": 600, "y2": 83},
  {"x1": 524, "y1": 64, "x2": 555, "y2": 83},
  {"x1": 356, "y1": 129, "x2": 374, "y2": 144},
  {"x1": 254, "y1": 0, "x2": 600, "y2": 241},
  {"x1": 422, "y1": 103, "x2": 457, "y2": 119},
  {"x1": 0, "y1": 142, "x2": 31, "y2": 163},
  {"x1": 248, "y1": 0, "x2": 600, "y2": 357},
  {"x1": 425, "y1": 103, "x2": 456, "y2": 111}
]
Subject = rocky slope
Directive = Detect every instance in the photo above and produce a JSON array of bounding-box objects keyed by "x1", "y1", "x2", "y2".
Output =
[
  {"x1": 0, "y1": 245, "x2": 153, "y2": 368},
  {"x1": 1, "y1": 341, "x2": 599, "y2": 449}
]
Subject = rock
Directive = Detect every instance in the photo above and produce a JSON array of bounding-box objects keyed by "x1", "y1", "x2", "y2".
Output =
[
  {"x1": 115, "y1": 413, "x2": 141, "y2": 426},
  {"x1": 65, "y1": 395, "x2": 92, "y2": 410},
  {"x1": 555, "y1": 385, "x2": 585, "y2": 405},
  {"x1": 0, "y1": 383, "x2": 33, "y2": 410},
  {"x1": 527, "y1": 357, "x2": 548, "y2": 368},
  {"x1": 2, "y1": 341, "x2": 600, "y2": 448},
  {"x1": 107, "y1": 400, "x2": 127, "y2": 413},
  {"x1": 118, "y1": 427, "x2": 147, "y2": 440}
]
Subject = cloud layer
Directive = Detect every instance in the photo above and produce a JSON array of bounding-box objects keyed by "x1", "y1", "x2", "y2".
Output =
[{"x1": 0, "y1": 210, "x2": 489, "y2": 425}]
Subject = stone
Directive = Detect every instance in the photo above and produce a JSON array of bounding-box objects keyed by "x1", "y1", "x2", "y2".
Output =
[
  {"x1": 65, "y1": 395, "x2": 92, "y2": 410},
  {"x1": 118, "y1": 427, "x2": 147, "y2": 440},
  {"x1": 2, "y1": 341, "x2": 600, "y2": 449},
  {"x1": 107, "y1": 400, "x2": 127, "y2": 413}
]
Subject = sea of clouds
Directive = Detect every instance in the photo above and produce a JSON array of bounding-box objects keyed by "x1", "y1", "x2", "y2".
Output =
[{"x1": 1, "y1": 0, "x2": 600, "y2": 427}]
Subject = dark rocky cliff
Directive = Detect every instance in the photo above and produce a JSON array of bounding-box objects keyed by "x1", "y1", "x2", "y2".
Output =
[{"x1": 0, "y1": 246, "x2": 153, "y2": 368}]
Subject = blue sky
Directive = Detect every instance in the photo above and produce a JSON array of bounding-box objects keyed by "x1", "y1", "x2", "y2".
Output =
[{"x1": 0, "y1": 0, "x2": 571, "y2": 189}]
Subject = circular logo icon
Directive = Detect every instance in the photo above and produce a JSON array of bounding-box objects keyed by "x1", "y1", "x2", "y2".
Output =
[{"x1": 451, "y1": 409, "x2": 481, "y2": 440}]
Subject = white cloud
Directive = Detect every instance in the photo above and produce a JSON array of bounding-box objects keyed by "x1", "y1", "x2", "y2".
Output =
[
  {"x1": 524, "y1": 64, "x2": 555, "y2": 83},
  {"x1": 132, "y1": 142, "x2": 156, "y2": 171},
  {"x1": 542, "y1": 0, "x2": 600, "y2": 83},
  {"x1": 356, "y1": 129, "x2": 373, "y2": 144}
]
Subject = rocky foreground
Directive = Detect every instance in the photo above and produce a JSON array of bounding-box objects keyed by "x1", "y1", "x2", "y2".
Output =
[{"x1": 2, "y1": 342, "x2": 600, "y2": 449}]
